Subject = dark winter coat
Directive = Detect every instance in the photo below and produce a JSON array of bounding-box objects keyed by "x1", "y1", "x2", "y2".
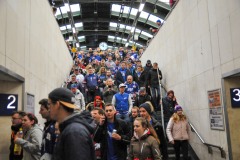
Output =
[
  {"x1": 151, "y1": 117, "x2": 168, "y2": 160},
  {"x1": 115, "y1": 68, "x2": 132, "y2": 86},
  {"x1": 136, "y1": 71, "x2": 147, "y2": 87},
  {"x1": 94, "y1": 117, "x2": 131, "y2": 160},
  {"x1": 147, "y1": 68, "x2": 162, "y2": 87},
  {"x1": 53, "y1": 112, "x2": 96, "y2": 160},
  {"x1": 162, "y1": 96, "x2": 177, "y2": 122},
  {"x1": 133, "y1": 94, "x2": 152, "y2": 107}
]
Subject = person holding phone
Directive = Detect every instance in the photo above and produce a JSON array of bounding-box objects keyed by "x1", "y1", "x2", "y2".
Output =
[{"x1": 103, "y1": 78, "x2": 118, "y2": 104}]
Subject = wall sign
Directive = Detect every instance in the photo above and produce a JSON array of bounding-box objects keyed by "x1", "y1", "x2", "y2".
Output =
[
  {"x1": 0, "y1": 94, "x2": 18, "y2": 116},
  {"x1": 230, "y1": 88, "x2": 240, "y2": 108},
  {"x1": 24, "y1": 93, "x2": 35, "y2": 114},
  {"x1": 208, "y1": 89, "x2": 225, "y2": 130}
]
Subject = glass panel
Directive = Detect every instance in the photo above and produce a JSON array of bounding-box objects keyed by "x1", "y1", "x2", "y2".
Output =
[
  {"x1": 75, "y1": 22, "x2": 83, "y2": 27},
  {"x1": 139, "y1": 11, "x2": 149, "y2": 19},
  {"x1": 148, "y1": 14, "x2": 163, "y2": 23},
  {"x1": 130, "y1": 8, "x2": 138, "y2": 16},
  {"x1": 123, "y1": 6, "x2": 130, "y2": 14},
  {"x1": 66, "y1": 25, "x2": 71, "y2": 29},
  {"x1": 141, "y1": 31, "x2": 153, "y2": 38},
  {"x1": 55, "y1": 8, "x2": 61, "y2": 16},
  {"x1": 111, "y1": 4, "x2": 121, "y2": 12},
  {"x1": 70, "y1": 4, "x2": 80, "y2": 12},
  {"x1": 60, "y1": 6, "x2": 67, "y2": 14},
  {"x1": 158, "y1": 0, "x2": 170, "y2": 5},
  {"x1": 109, "y1": 22, "x2": 117, "y2": 27},
  {"x1": 60, "y1": 26, "x2": 66, "y2": 30},
  {"x1": 78, "y1": 36, "x2": 85, "y2": 39},
  {"x1": 108, "y1": 35, "x2": 115, "y2": 39}
]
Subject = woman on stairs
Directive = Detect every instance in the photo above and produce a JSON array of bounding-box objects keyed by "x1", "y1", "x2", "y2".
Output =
[{"x1": 166, "y1": 105, "x2": 190, "y2": 160}]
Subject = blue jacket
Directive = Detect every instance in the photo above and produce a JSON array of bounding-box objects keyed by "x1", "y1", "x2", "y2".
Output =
[
  {"x1": 124, "y1": 81, "x2": 139, "y2": 94},
  {"x1": 84, "y1": 74, "x2": 99, "y2": 88},
  {"x1": 113, "y1": 93, "x2": 130, "y2": 112}
]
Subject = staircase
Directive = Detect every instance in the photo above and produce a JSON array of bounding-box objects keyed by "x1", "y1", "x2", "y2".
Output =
[
  {"x1": 167, "y1": 143, "x2": 199, "y2": 160},
  {"x1": 154, "y1": 111, "x2": 199, "y2": 160}
]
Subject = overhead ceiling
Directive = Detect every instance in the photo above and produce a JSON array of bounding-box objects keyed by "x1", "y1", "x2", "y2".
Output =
[{"x1": 53, "y1": 0, "x2": 171, "y2": 50}]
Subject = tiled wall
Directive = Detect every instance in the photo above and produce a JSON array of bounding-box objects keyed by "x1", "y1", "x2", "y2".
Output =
[
  {"x1": 0, "y1": 0, "x2": 73, "y2": 159},
  {"x1": 141, "y1": 0, "x2": 240, "y2": 159}
]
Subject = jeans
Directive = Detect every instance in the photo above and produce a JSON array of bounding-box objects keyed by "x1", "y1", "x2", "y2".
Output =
[{"x1": 173, "y1": 140, "x2": 189, "y2": 160}]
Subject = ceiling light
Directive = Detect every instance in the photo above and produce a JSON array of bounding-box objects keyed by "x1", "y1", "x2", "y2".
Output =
[
  {"x1": 76, "y1": 43, "x2": 80, "y2": 48},
  {"x1": 138, "y1": 3, "x2": 145, "y2": 12},
  {"x1": 64, "y1": 3, "x2": 70, "y2": 12},
  {"x1": 125, "y1": 42, "x2": 129, "y2": 47},
  {"x1": 154, "y1": 8, "x2": 158, "y2": 13}
]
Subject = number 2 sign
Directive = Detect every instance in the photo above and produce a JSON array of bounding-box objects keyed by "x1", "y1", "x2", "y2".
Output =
[
  {"x1": 0, "y1": 94, "x2": 18, "y2": 116},
  {"x1": 230, "y1": 88, "x2": 240, "y2": 108}
]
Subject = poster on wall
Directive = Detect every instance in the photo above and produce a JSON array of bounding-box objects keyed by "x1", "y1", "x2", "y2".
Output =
[
  {"x1": 208, "y1": 89, "x2": 225, "y2": 130},
  {"x1": 24, "y1": 93, "x2": 35, "y2": 114}
]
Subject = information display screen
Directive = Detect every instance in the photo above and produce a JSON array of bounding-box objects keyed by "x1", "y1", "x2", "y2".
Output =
[{"x1": 0, "y1": 94, "x2": 18, "y2": 116}]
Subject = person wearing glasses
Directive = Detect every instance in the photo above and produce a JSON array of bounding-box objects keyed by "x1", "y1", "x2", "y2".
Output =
[
  {"x1": 9, "y1": 111, "x2": 26, "y2": 160},
  {"x1": 94, "y1": 104, "x2": 131, "y2": 160},
  {"x1": 14, "y1": 113, "x2": 43, "y2": 160}
]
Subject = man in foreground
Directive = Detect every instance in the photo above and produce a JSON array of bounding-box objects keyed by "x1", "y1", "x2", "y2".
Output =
[{"x1": 48, "y1": 87, "x2": 95, "y2": 160}]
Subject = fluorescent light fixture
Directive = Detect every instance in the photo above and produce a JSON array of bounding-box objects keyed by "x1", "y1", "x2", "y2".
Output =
[
  {"x1": 131, "y1": 27, "x2": 135, "y2": 33},
  {"x1": 76, "y1": 43, "x2": 80, "y2": 48},
  {"x1": 125, "y1": 42, "x2": 129, "y2": 47},
  {"x1": 64, "y1": 3, "x2": 70, "y2": 12},
  {"x1": 138, "y1": 3, "x2": 145, "y2": 12},
  {"x1": 72, "y1": 28, "x2": 76, "y2": 33}
]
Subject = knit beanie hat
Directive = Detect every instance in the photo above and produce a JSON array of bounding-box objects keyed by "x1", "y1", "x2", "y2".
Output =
[
  {"x1": 139, "y1": 102, "x2": 152, "y2": 115},
  {"x1": 175, "y1": 105, "x2": 183, "y2": 112}
]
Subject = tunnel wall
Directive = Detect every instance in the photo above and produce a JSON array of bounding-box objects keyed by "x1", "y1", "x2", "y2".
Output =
[
  {"x1": 141, "y1": 0, "x2": 240, "y2": 159},
  {"x1": 0, "y1": 0, "x2": 73, "y2": 159}
]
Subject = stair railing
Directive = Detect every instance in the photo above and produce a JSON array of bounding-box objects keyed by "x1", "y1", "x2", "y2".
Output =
[{"x1": 189, "y1": 122, "x2": 226, "y2": 158}]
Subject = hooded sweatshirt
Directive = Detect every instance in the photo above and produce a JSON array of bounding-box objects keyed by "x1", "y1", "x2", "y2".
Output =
[
  {"x1": 52, "y1": 111, "x2": 96, "y2": 160},
  {"x1": 15, "y1": 124, "x2": 43, "y2": 160}
]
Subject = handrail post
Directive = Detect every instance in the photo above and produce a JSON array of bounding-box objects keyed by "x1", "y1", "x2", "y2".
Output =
[{"x1": 220, "y1": 147, "x2": 226, "y2": 158}]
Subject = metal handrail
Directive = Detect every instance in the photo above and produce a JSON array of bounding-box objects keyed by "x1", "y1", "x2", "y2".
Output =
[{"x1": 189, "y1": 122, "x2": 226, "y2": 158}]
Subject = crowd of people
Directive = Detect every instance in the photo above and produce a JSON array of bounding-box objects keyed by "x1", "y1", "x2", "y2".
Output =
[{"x1": 10, "y1": 47, "x2": 190, "y2": 160}]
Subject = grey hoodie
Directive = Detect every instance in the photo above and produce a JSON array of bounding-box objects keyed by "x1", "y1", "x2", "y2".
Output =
[{"x1": 15, "y1": 124, "x2": 43, "y2": 160}]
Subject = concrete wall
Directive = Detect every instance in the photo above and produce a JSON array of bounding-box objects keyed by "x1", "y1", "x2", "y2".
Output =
[
  {"x1": 141, "y1": 0, "x2": 240, "y2": 159},
  {"x1": 0, "y1": 0, "x2": 73, "y2": 159}
]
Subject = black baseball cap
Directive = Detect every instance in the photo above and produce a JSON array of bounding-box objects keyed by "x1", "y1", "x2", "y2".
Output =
[{"x1": 48, "y1": 88, "x2": 76, "y2": 109}]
